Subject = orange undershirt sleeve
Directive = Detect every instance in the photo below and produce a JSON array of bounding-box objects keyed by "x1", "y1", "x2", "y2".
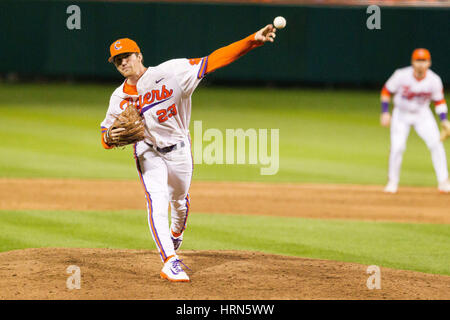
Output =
[
  {"x1": 381, "y1": 86, "x2": 391, "y2": 100},
  {"x1": 101, "y1": 130, "x2": 114, "y2": 149},
  {"x1": 205, "y1": 33, "x2": 263, "y2": 74}
]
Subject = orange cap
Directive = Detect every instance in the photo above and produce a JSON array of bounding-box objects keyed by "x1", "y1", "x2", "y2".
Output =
[
  {"x1": 411, "y1": 48, "x2": 431, "y2": 61},
  {"x1": 108, "y1": 38, "x2": 141, "y2": 62}
]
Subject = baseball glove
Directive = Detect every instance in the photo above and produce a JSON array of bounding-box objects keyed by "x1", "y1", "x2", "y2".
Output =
[
  {"x1": 440, "y1": 120, "x2": 450, "y2": 142},
  {"x1": 105, "y1": 106, "x2": 145, "y2": 147}
]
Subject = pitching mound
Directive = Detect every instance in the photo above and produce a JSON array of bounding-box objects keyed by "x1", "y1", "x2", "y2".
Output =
[{"x1": 0, "y1": 248, "x2": 449, "y2": 300}]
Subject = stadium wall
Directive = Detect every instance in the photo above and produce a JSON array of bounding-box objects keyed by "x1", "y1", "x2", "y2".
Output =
[{"x1": 0, "y1": 0, "x2": 448, "y2": 85}]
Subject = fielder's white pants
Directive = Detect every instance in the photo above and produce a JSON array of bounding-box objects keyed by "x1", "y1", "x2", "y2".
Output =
[
  {"x1": 134, "y1": 137, "x2": 193, "y2": 262},
  {"x1": 388, "y1": 107, "x2": 448, "y2": 185}
]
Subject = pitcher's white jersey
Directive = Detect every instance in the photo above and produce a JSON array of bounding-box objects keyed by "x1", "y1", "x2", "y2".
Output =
[
  {"x1": 101, "y1": 57, "x2": 208, "y2": 148},
  {"x1": 385, "y1": 66, "x2": 446, "y2": 114}
]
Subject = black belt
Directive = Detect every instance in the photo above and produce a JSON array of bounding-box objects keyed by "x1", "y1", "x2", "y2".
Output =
[{"x1": 146, "y1": 141, "x2": 185, "y2": 154}]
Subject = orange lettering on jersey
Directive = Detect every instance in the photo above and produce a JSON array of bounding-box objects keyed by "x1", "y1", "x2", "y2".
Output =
[
  {"x1": 401, "y1": 86, "x2": 431, "y2": 101},
  {"x1": 119, "y1": 97, "x2": 133, "y2": 110},
  {"x1": 157, "y1": 104, "x2": 177, "y2": 123},
  {"x1": 143, "y1": 92, "x2": 153, "y2": 105},
  {"x1": 138, "y1": 95, "x2": 144, "y2": 111},
  {"x1": 120, "y1": 86, "x2": 174, "y2": 111},
  {"x1": 152, "y1": 89, "x2": 162, "y2": 101},
  {"x1": 161, "y1": 85, "x2": 173, "y2": 99}
]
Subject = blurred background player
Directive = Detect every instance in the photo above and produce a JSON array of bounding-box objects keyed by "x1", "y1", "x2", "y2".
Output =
[{"x1": 380, "y1": 48, "x2": 450, "y2": 194}]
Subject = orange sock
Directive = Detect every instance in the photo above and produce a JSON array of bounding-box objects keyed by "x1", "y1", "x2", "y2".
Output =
[{"x1": 171, "y1": 229, "x2": 183, "y2": 238}]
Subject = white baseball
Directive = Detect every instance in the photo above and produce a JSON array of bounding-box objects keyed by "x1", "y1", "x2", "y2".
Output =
[{"x1": 273, "y1": 16, "x2": 286, "y2": 29}]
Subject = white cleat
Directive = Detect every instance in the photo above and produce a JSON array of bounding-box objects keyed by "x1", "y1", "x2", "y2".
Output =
[
  {"x1": 438, "y1": 180, "x2": 450, "y2": 194},
  {"x1": 384, "y1": 181, "x2": 398, "y2": 194},
  {"x1": 160, "y1": 255, "x2": 190, "y2": 282}
]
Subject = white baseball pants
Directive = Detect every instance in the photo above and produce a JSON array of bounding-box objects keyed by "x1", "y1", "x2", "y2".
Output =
[
  {"x1": 134, "y1": 137, "x2": 193, "y2": 262},
  {"x1": 388, "y1": 107, "x2": 448, "y2": 185}
]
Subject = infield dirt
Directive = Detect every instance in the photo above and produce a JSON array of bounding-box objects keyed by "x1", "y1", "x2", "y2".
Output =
[
  {"x1": 0, "y1": 178, "x2": 449, "y2": 300},
  {"x1": 1, "y1": 248, "x2": 449, "y2": 300},
  {"x1": 1, "y1": 178, "x2": 449, "y2": 223}
]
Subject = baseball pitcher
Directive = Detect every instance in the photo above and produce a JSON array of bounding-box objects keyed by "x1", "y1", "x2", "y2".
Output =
[
  {"x1": 100, "y1": 25, "x2": 277, "y2": 282},
  {"x1": 380, "y1": 48, "x2": 450, "y2": 194}
]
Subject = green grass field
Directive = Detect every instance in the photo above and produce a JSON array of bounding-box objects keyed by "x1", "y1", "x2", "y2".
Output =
[
  {"x1": 1, "y1": 83, "x2": 448, "y2": 185},
  {"x1": 0, "y1": 210, "x2": 448, "y2": 275},
  {"x1": 0, "y1": 83, "x2": 449, "y2": 276}
]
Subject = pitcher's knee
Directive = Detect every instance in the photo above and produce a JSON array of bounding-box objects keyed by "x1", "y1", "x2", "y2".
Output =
[
  {"x1": 390, "y1": 145, "x2": 406, "y2": 155},
  {"x1": 426, "y1": 140, "x2": 442, "y2": 151}
]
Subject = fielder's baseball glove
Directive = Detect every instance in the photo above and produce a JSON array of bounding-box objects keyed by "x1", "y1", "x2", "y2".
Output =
[
  {"x1": 105, "y1": 106, "x2": 145, "y2": 147},
  {"x1": 440, "y1": 120, "x2": 450, "y2": 142}
]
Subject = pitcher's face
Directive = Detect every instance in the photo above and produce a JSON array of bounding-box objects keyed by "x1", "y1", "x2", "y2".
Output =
[{"x1": 114, "y1": 52, "x2": 143, "y2": 78}]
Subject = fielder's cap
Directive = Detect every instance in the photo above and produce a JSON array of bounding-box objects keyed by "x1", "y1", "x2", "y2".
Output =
[
  {"x1": 411, "y1": 48, "x2": 431, "y2": 61},
  {"x1": 108, "y1": 38, "x2": 141, "y2": 62}
]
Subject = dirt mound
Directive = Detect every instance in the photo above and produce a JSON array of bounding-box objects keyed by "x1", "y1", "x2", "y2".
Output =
[
  {"x1": 1, "y1": 179, "x2": 449, "y2": 299},
  {"x1": 1, "y1": 178, "x2": 449, "y2": 224},
  {"x1": 0, "y1": 248, "x2": 449, "y2": 300}
]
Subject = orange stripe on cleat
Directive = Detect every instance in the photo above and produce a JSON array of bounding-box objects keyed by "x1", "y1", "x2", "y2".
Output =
[{"x1": 160, "y1": 271, "x2": 190, "y2": 282}]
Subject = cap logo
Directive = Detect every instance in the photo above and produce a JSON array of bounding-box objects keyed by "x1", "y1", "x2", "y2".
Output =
[{"x1": 114, "y1": 41, "x2": 122, "y2": 51}]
